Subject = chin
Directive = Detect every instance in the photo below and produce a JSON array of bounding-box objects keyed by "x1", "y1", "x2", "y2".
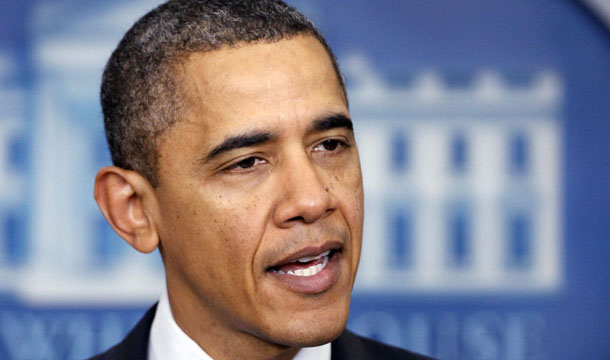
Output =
[
  {"x1": 267, "y1": 306, "x2": 350, "y2": 348},
  {"x1": 298, "y1": 322, "x2": 346, "y2": 347}
]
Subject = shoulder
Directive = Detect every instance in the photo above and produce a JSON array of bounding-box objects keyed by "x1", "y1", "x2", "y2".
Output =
[
  {"x1": 88, "y1": 304, "x2": 157, "y2": 360},
  {"x1": 331, "y1": 329, "x2": 436, "y2": 360}
]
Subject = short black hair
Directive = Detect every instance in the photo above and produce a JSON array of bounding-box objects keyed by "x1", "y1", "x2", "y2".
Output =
[{"x1": 101, "y1": 0, "x2": 345, "y2": 186}]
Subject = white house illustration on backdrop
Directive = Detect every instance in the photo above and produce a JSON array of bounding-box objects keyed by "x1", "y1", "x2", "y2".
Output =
[{"x1": 345, "y1": 56, "x2": 563, "y2": 294}]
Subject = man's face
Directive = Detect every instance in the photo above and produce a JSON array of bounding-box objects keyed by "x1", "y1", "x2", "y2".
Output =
[{"x1": 152, "y1": 35, "x2": 363, "y2": 354}]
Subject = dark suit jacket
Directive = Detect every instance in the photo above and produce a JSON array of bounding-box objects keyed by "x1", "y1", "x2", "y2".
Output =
[{"x1": 90, "y1": 304, "x2": 435, "y2": 360}]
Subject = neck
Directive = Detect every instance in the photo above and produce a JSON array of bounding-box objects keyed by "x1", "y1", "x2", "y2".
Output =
[{"x1": 166, "y1": 283, "x2": 302, "y2": 360}]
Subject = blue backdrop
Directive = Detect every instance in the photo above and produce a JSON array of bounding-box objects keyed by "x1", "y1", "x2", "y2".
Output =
[{"x1": 0, "y1": 0, "x2": 609, "y2": 359}]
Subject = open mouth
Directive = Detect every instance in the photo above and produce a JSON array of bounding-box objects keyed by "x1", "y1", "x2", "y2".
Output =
[{"x1": 269, "y1": 249, "x2": 337, "y2": 277}]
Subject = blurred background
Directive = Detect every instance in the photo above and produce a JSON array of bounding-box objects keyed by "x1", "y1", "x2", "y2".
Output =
[{"x1": 1, "y1": 0, "x2": 609, "y2": 359}]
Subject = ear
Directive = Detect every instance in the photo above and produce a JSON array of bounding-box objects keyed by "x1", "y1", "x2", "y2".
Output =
[{"x1": 94, "y1": 166, "x2": 160, "y2": 253}]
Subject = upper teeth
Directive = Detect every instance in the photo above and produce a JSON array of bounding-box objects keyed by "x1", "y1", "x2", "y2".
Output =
[
  {"x1": 275, "y1": 255, "x2": 329, "y2": 277},
  {"x1": 296, "y1": 250, "x2": 330, "y2": 263}
]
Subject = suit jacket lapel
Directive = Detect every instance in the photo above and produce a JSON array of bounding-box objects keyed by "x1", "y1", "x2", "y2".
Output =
[
  {"x1": 89, "y1": 304, "x2": 157, "y2": 360},
  {"x1": 331, "y1": 330, "x2": 367, "y2": 360}
]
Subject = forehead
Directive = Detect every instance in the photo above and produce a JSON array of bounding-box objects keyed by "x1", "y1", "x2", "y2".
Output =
[{"x1": 175, "y1": 35, "x2": 347, "y2": 135}]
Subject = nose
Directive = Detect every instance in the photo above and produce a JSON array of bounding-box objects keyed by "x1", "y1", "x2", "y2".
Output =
[{"x1": 273, "y1": 152, "x2": 336, "y2": 227}]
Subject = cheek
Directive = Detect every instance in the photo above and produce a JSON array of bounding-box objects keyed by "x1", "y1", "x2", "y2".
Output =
[
  {"x1": 189, "y1": 186, "x2": 268, "y2": 264},
  {"x1": 335, "y1": 163, "x2": 364, "y2": 261},
  {"x1": 160, "y1": 192, "x2": 261, "y2": 298},
  {"x1": 332, "y1": 159, "x2": 364, "y2": 218}
]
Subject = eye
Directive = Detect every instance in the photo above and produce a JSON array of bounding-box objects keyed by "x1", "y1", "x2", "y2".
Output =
[
  {"x1": 224, "y1": 156, "x2": 267, "y2": 172},
  {"x1": 313, "y1": 139, "x2": 347, "y2": 152}
]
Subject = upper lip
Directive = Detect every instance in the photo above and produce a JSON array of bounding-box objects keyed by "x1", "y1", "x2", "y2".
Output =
[{"x1": 268, "y1": 241, "x2": 343, "y2": 270}]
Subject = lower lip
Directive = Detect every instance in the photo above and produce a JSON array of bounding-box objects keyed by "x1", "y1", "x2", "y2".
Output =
[{"x1": 268, "y1": 252, "x2": 342, "y2": 294}]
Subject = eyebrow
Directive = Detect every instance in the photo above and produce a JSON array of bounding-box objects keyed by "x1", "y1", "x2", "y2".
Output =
[
  {"x1": 310, "y1": 113, "x2": 353, "y2": 132},
  {"x1": 204, "y1": 131, "x2": 275, "y2": 162}
]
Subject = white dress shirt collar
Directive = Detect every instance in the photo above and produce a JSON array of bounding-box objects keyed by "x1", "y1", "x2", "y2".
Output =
[{"x1": 148, "y1": 290, "x2": 331, "y2": 360}]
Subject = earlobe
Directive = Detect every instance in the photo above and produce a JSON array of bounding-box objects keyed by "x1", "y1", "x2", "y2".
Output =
[{"x1": 94, "y1": 166, "x2": 160, "y2": 253}]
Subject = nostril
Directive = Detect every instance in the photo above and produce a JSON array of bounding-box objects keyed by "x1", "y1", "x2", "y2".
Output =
[{"x1": 288, "y1": 216, "x2": 306, "y2": 222}]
